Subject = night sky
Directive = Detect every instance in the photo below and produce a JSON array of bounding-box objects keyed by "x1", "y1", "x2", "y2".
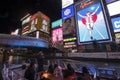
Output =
[{"x1": 0, "y1": 0, "x2": 62, "y2": 34}]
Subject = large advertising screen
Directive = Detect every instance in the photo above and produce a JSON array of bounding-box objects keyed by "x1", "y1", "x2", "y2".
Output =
[
  {"x1": 75, "y1": 0, "x2": 111, "y2": 44},
  {"x1": 52, "y1": 27, "x2": 63, "y2": 44},
  {"x1": 107, "y1": 0, "x2": 120, "y2": 16},
  {"x1": 22, "y1": 11, "x2": 50, "y2": 35},
  {"x1": 62, "y1": 5, "x2": 74, "y2": 20},
  {"x1": 111, "y1": 16, "x2": 120, "y2": 33},
  {"x1": 62, "y1": 0, "x2": 74, "y2": 9}
]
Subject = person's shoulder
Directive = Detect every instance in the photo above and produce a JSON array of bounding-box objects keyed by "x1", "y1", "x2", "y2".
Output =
[{"x1": 84, "y1": 73, "x2": 93, "y2": 79}]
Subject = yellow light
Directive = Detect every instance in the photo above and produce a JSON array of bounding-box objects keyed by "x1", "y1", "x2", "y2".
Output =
[{"x1": 42, "y1": 72, "x2": 50, "y2": 78}]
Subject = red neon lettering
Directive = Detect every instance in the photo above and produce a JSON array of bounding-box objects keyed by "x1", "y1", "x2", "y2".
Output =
[{"x1": 80, "y1": 1, "x2": 94, "y2": 9}]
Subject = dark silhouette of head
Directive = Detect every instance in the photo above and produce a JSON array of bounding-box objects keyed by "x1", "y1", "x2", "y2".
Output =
[
  {"x1": 29, "y1": 62, "x2": 35, "y2": 68},
  {"x1": 54, "y1": 64, "x2": 58, "y2": 69},
  {"x1": 82, "y1": 66, "x2": 89, "y2": 74},
  {"x1": 67, "y1": 63, "x2": 72, "y2": 69}
]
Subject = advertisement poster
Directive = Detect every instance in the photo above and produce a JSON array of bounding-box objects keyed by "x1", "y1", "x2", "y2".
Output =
[
  {"x1": 75, "y1": 0, "x2": 111, "y2": 43},
  {"x1": 62, "y1": 17, "x2": 76, "y2": 38},
  {"x1": 111, "y1": 16, "x2": 120, "y2": 33}
]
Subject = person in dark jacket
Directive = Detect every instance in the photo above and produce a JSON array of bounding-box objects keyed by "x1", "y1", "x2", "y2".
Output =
[
  {"x1": 24, "y1": 62, "x2": 35, "y2": 80},
  {"x1": 47, "y1": 64, "x2": 54, "y2": 74},
  {"x1": 67, "y1": 63, "x2": 75, "y2": 75},
  {"x1": 36, "y1": 52, "x2": 45, "y2": 80},
  {"x1": 82, "y1": 66, "x2": 93, "y2": 80},
  {"x1": 64, "y1": 63, "x2": 77, "y2": 80},
  {"x1": 37, "y1": 52, "x2": 44, "y2": 73}
]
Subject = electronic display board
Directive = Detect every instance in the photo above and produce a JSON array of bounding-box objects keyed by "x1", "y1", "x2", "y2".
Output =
[{"x1": 75, "y1": 0, "x2": 111, "y2": 44}]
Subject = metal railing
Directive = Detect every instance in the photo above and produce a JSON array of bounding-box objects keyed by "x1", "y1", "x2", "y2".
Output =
[{"x1": 2, "y1": 64, "x2": 25, "y2": 80}]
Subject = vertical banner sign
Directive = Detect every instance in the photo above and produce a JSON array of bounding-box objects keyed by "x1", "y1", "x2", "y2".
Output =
[
  {"x1": 75, "y1": 0, "x2": 112, "y2": 44},
  {"x1": 62, "y1": 5, "x2": 76, "y2": 38},
  {"x1": 52, "y1": 28, "x2": 63, "y2": 44}
]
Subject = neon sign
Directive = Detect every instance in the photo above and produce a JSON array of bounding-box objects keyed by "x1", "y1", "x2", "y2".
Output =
[{"x1": 52, "y1": 28, "x2": 63, "y2": 43}]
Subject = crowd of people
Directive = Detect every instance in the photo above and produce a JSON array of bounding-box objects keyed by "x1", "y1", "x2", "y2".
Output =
[
  {"x1": 23, "y1": 51, "x2": 93, "y2": 80},
  {"x1": 24, "y1": 61, "x2": 93, "y2": 80}
]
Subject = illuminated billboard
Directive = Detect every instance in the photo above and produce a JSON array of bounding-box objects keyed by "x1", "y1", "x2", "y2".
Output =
[
  {"x1": 62, "y1": 17, "x2": 76, "y2": 38},
  {"x1": 52, "y1": 19, "x2": 62, "y2": 29},
  {"x1": 62, "y1": 5, "x2": 74, "y2": 20},
  {"x1": 22, "y1": 11, "x2": 50, "y2": 35},
  {"x1": 52, "y1": 27, "x2": 63, "y2": 44},
  {"x1": 62, "y1": 0, "x2": 74, "y2": 8},
  {"x1": 75, "y1": 0, "x2": 111, "y2": 44},
  {"x1": 111, "y1": 16, "x2": 120, "y2": 33},
  {"x1": 64, "y1": 42, "x2": 77, "y2": 48},
  {"x1": 107, "y1": 0, "x2": 120, "y2": 16}
]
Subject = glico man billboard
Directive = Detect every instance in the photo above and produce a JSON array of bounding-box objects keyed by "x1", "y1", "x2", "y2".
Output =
[{"x1": 75, "y1": 0, "x2": 112, "y2": 44}]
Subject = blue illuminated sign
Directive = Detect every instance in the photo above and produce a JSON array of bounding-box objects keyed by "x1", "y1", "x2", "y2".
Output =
[
  {"x1": 111, "y1": 17, "x2": 120, "y2": 33},
  {"x1": 62, "y1": 5, "x2": 74, "y2": 20}
]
